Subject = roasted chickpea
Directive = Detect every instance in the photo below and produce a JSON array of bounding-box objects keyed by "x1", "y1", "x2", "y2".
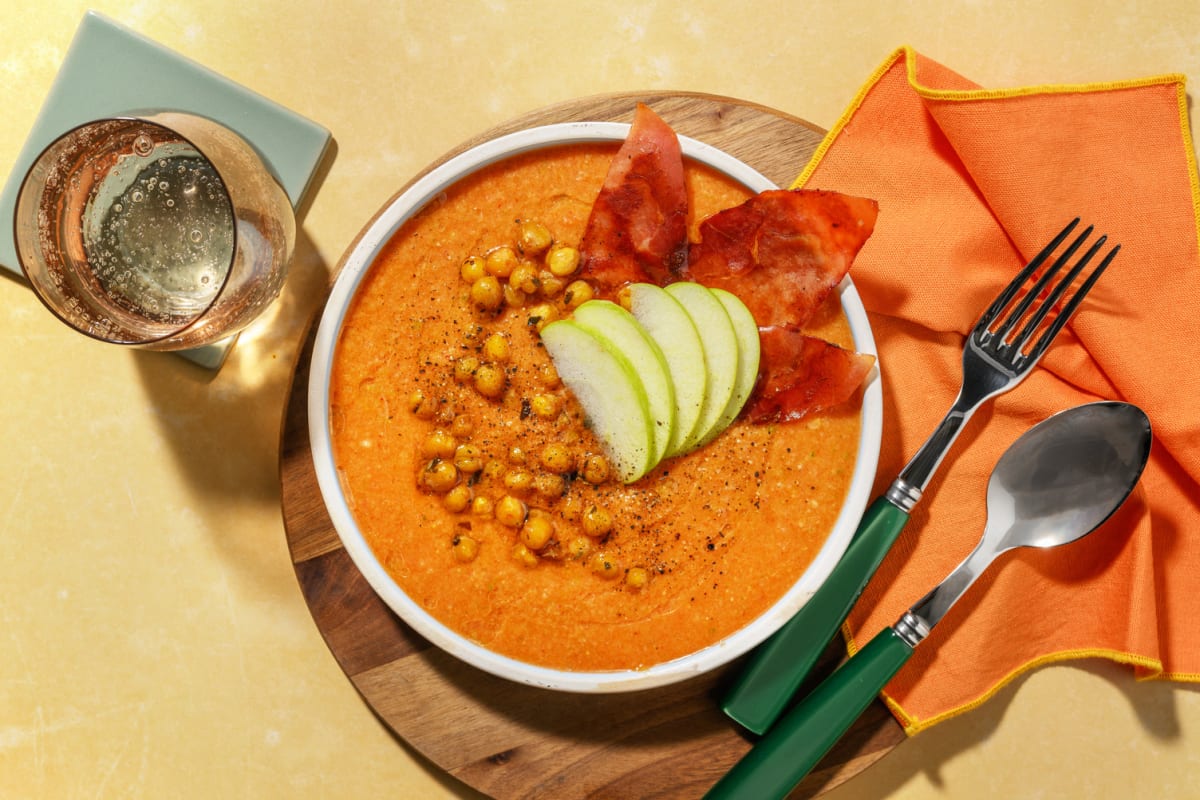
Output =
[
  {"x1": 471, "y1": 495, "x2": 495, "y2": 517},
  {"x1": 561, "y1": 494, "x2": 584, "y2": 522},
  {"x1": 538, "y1": 271, "x2": 565, "y2": 298},
  {"x1": 625, "y1": 567, "x2": 650, "y2": 590},
  {"x1": 563, "y1": 280, "x2": 594, "y2": 309},
  {"x1": 511, "y1": 542, "x2": 539, "y2": 568},
  {"x1": 540, "y1": 443, "x2": 573, "y2": 473},
  {"x1": 470, "y1": 275, "x2": 503, "y2": 311},
  {"x1": 460, "y1": 255, "x2": 486, "y2": 283},
  {"x1": 519, "y1": 514, "x2": 554, "y2": 551},
  {"x1": 532, "y1": 472, "x2": 565, "y2": 499},
  {"x1": 450, "y1": 414, "x2": 474, "y2": 439},
  {"x1": 444, "y1": 485, "x2": 472, "y2": 513},
  {"x1": 503, "y1": 468, "x2": 534, "y2": 494},
  {"x1": 485, "y1": 245, "x2": 518, "y2": 278},
  {"x1": 434, "y1": 401, "x2": 458, "y2": 426},
  {"x1": 483, "y1": 332, "x2": 511, "y2": 362},
  {"x1": 473, "y1": 363, "x2": 506, "y2": 398},
  {"x1": 582, "y1": 505, "x2": 614, "y2": 538},
  {"x1": 507, "y1": 446, "x2": 527, "y2": 465},
  {"x1": 530, "y1": 393, "x2": 561, "y2": 418},
  {"x1": 453, "y1": 444, "x2": 484, "y2": 473},
  {"x1": 409, "y1": 389, "x2": 437, "y2": 419},
  {"x1": 422, "y1": 459, "x2": 459, "y2": 493},
  {"x1": 518, "y1": 220, "x2": 553, "y2": 256},
  {"x1": 483, "y1": 459, "x2": 506, "y2": 480},
  {"x1": 545, "y1": 245, "x2": 580, "y2": 277},
  {"x1": 616, "y1": 285, "x2": 632, "y2": 310},
  {"x1": 581, "y1": 454, "x2": 611, "y2": 485},
  {"x1": 452, "y1": 533, "x2": 480, "y2": 562},
  {"x1": 495, "y1": 495, "x2": 527, "y2": 528},
  {"x1": 590, "y1": 552, "x2": 620, "y2": 579},
  {"x1": 503, "y1": 284, "x2": 527, "y2": 308},
  {"x1": 454, "y1": 355, "x2": 479, "y2": 384},
  {"x1": 536, "y1": 362, "x2": 561, "y2": 388},
  {"x1": 527, "y1": 303, "x2": 558, "y2": 332},
  {"x1": 566, "y1": 536, "x2": 591, "y2": 560},
  {"x1": 422, "y1": 430, "x2": 457, "y2": 460},
  {"x1": 508, "y1": 262, "x2": 540, "y2": 295}
]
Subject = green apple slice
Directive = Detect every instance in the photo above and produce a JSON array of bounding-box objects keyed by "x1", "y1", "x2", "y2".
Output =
[
  {"x1": 665, "y1": 282, "x2": 739, "y2": 454},
  {"x1": 627, "y1": 283, "x2": 707, "y2": 458},
  {"x1": 697, "y1": 287, "x2": 761, "y2": 447},
  {"x1": 572, "y1": 300, "x2": 675, "y2": 465},
  {"x1": 539, "y1": 319, "x2": 656, "y2": 483}
]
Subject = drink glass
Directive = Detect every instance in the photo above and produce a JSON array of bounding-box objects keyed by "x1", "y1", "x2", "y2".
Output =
[{"x1": 13, "y1": 112, "x2": 296, "y2": 350}]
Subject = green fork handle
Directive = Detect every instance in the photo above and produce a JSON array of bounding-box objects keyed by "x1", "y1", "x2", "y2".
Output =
[
  {"x1": 706, "y1": 627, "x2": 914, "y2": 800},
  {"x1": 722, "y1": 497, "x2": 910, "y2": 734}
]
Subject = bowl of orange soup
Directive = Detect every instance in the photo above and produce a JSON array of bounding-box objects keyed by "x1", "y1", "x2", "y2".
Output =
[{"x1": 308, "y1": 119, "x2": 882, "y2": 692}]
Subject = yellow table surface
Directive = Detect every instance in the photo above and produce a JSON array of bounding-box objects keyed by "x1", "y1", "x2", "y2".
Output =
[{"x1": 2, "y1": 2, "x2": 1197, "y2": 798}]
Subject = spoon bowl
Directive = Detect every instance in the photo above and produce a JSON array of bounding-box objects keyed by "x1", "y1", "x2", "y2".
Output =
[
  {"x1": 910, "y1": 400, "x2": 1153, "y2": 628},
  {"x1": 989, "y1": 401, "x2": 1151, "y2": 553}
]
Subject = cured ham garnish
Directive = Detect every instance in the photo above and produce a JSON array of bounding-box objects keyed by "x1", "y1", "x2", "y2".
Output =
[
  {"x1": 577, "y1": 111, "x2": 877, "y2": 423},
  {"x1": 578, "y1": 103, "x2": 689, "y2": 293},
  {"x1": 747, "y1": 327, "x2": 876, "y2": 423},
  {"x1": 684, "y1": 189, "x2": 878, "y2": 329}
]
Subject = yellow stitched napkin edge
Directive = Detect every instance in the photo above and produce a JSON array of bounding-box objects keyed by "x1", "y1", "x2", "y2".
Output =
[
  {"x1": 794, "y1": 46, "x2": 1197, "y2": 226},
  {"x1": 883, "y1": 648, "x2": 1165, "y2": 736}
]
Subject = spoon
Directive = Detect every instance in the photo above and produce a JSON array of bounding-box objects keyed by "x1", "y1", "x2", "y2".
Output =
[{"x1": 705, "y1": 401, "x2": 1152, "y2": 800}]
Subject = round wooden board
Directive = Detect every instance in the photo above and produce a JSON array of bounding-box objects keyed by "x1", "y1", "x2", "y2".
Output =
[{"x1": 280, "y1": 92, "x2": 905, "y2": 799}]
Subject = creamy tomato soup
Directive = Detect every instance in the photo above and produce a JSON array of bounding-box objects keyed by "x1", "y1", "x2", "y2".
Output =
[{"x1": 331, "y1": 144, "x2": 861, "y2": 672}]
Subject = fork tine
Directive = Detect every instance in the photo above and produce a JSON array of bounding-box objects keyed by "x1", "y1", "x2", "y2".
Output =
[
  {"x1": 991, "y1": 222, "x2": 1093, "y2": 343},
  {"x1": 1005, "y1": 232, "x2": 1108, "y2": 353},
  {"x1": 977, "y1": 217, "x2": 1080, "y2": 334},
  {"x1": 1017, "y1": 241, "x2": 1119, "y2": 365}
]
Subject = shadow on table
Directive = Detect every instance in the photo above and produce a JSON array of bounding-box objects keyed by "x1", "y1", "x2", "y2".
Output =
[
  {"x1": 814, "y1": 657, "x2": 1195, "y2": 800},
  {"x1": 129, "y1": 217, "x2": 332, "y2": 550}
]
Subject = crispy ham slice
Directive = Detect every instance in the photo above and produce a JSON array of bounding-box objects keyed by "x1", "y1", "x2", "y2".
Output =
[
  {"x1": 747, "y1": 327, "x2": 876, "y2": 423},
  {"x1": 684, "y1": 189, "x2": 878, "y2": 329},
  {"x1": 578, "y1": 103, "x2": 689, "y2": 293},
  {"x1": 577, "y1": 112, "x2": 878, "y2": 424}
]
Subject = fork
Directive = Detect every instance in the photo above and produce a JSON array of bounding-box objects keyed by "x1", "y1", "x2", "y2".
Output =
[{"x1": 721, "y1": 218, "x2": 1120, "y2": 735}]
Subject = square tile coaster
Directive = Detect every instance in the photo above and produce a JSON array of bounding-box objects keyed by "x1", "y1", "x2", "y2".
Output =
[{"x1": 0, "y1": 11, "x2": 333, "y2": 368}]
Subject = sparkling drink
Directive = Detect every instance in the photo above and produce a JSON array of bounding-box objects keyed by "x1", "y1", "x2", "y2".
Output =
[
  {"x1": 85, "y1": 141, "x2": 234, "y2": 324},
  {"x1": 15, "y1": 114, "x2": 295, "y2": 350}
]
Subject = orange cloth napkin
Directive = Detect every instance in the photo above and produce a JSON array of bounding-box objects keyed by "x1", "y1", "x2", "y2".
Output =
[{"x1": 796, "y1": 47, "x2": 1200, "y2": 734}]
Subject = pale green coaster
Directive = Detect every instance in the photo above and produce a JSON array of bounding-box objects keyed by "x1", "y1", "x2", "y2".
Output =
[{"x1": 0, "y1": 11, "x2": 333, "y2": 368}]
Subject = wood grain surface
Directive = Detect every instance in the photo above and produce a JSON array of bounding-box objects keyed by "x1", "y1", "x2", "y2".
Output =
[{"x1": 279, "y1": 92, "x2": 905, "y2": 799}]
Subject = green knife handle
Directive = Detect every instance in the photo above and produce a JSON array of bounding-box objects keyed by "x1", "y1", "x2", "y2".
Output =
[
  {"x1": 722, "y1": 496, "x2": 910, "y2": 734},
  {"x1": 706, "y1": 627, "x2": 913, "y2": 800}
]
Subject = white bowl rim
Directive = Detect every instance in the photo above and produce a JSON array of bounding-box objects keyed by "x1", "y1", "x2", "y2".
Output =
[{"x1": 308, "y1": 120, "x2": 883, "y2": 693}]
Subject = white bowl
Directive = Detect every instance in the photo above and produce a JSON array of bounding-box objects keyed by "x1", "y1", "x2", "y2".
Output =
[{"x1": 308, "y1": 121, "x2": 882, "y2": 692}]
